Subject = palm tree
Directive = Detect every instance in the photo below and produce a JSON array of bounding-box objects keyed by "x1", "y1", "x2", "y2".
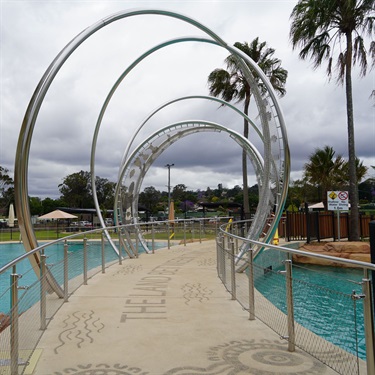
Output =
[
  {"x1": 290, "y1": 0, "x2": 375, "y2": 240},
  {"x1": 208, "y1": 38, "x2": 288, "y2": 219},
  {"x1": 304, "y1": 146, "x2": 345, "y2": 207},
  {"x1": 342, "y1": 157, "x2": 368, "y2": 184},
  {"x1": 304, "y1": 146, "x2": 368, "y2": 208}
]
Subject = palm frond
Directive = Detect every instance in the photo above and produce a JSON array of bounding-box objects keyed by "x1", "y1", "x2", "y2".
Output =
[
  {"x1": 336, "y1": 52, "x2": 346, "y2": 83},
  {"x1": 353, "y1": 35, "x2": 368, "y2": 76},
  {"x1": 290, "y1": 0, "x2": 375, "y2": 80}
]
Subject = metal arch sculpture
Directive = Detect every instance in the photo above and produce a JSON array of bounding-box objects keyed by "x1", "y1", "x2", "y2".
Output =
[
  {"x1": 114, "y1": 120, "x2": 265, "y2": 254},
  {"x1": 93, "y1": 91, "x2": 272, "y2": 254},
  {"x1": 90, "y1": 37, "x2": 289, "y2": 254},
  {"x1": 112, "y1": 95, "x2": 280, "y2": 255},
  {"x1": 14, "y1": 9, "x2": 290, "y2": 282}
]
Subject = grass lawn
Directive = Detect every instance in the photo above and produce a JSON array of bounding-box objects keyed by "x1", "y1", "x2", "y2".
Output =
[
  {"x1": 0, "y1": 229, "x2": 103, "y2": 242},
  {"x1": 0, "y1": 227, "x2": 218, "y2": 243}
]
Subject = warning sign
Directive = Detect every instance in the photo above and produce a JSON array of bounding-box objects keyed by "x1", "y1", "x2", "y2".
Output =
[{"x1": 327, "y1": 191, "x2": 349, "y2": 211}]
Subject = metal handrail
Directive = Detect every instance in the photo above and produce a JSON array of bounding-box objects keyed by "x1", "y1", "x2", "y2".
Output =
[
  {"x1": 1, "y1": 217, "x2": 228, "y2": 375},
  {"x1": 220, "y1": 222, "x2": 375, "y2": 272},
  {"x1": 218, "y1": 221, "x2": 375, "y2": 375},
  {"x1": 2, "y1": 217, "x2": 373, "y2": 374},
  {"x1": 0, "y1": 217, "x2": 228, "y2": 276}
]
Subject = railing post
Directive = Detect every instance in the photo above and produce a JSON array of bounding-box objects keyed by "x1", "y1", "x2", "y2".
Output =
[
  {"x1": 10, "y1": 265, "x2": 20, "y2": 375},
  {"x1": 316, "y1": 211, "x2": 320, "y2": 242},
  {"x1": 183, "y1": 221, "x2": 186, "y2": 246},
  {"x1": 362, "y1": 274, "x2": 375, "y2": 375},
  {"x1": 370, "y1": 221, "x2": 375, "y2": 311},
  {"x1": 199, "y1": 221, "x2": 202, "y2": 243},
  {"x1": 64, "y1": 241, "x2": 69, "y2": 302},
  {"x1": 151, "y1": 223, "x2": 155, "y2": 254},
  {"x1": 221, "y1": 234, "x2": 225, "y2": 281},
  {"x1": 248, "y1": 248, "x2": 255, "y2": 320},
  {"x1": 235, "y1": 225, "x2": 239, "y2": 253},
  {"x1": 83, "y1": 237, "x2": 88, "y2": 285},
  {"x1": 286, "y1": 212, "x2": 290, "y2": 242},
  {"x1": 118, "y1": 230, "x2": 122, "y2": 265},
  {"x1": 216, "y1": 236, "x2": 220, "y2": 275},
  {"x1": 40, "y1": 252, "x2": 47, "y2": 330},
  {"x1": 230, "y1": 240, "x2": 236, "y2": 300},
  {"x1": 285, "y1": 258, "x2": 295, "y2": 352},
  {"x1": 167, "y1": 223, "x2": 171, "y2": 249},
  {"x1": 305, "y1": 203, "x2": 311, "y2": 243},
  {"x1": 135, "y1": 230, "x2": 139, "y2": 258},
  {"x1": 101, "y1": 233, "x2": 105, "y2": 274}
]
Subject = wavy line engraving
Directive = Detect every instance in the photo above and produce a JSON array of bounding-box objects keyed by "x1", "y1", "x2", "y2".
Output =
[
  {"x1": 53, "y1": 310, "x2": 105, "y2": 354},
  {"x1": 113, "y1": 264, "x2": 143, "y2": 276},
  {"x1": 181, "y1": 283, "x2": 213, "y2": 305},
  {"x1": 197, "y1": 258, "x2": 216, "y2": 267}
]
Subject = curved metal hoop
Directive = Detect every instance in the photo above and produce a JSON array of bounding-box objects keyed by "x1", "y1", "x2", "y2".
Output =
[
  {"x1": 115, "y1": 120, "x2": 264, "y2": 253},
  {"x1": 14, "y1": 9, "x2": 289, "y2": 276},
  {"x1": 15, "y1": 9, "x2": 231, "y2": 256},
  {"x1": 91, "y1": 37, "x2": 289, "y2": 252}
]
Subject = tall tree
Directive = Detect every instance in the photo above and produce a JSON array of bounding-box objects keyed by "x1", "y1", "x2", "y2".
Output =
[
  {"x1": 342, "y1": 157, "x2": 368, "y2": 184},
  {"x1": 138, "y1": 186, "x2": 161, "y2": 214},
  {"x1": 303, "y1": 145, "x2": 368, "y2": 208},
  {"x1": 290, "y1": 0, "x2": 375, "y2": 240},
  {"x1": 93, "y1": 177, "x2": 115, "y2": 209},
  {"x1": 172, "y1": 184, "x2": 188, "y2": 202},
  {"x1": 0, "y1": 166, "x2": 14, "y2": 210},
  {"x1": 59, "y1": 170, "x2": 92, "y2": 208},
  {"x1": 208, "y1": 38, "x2": 287, "y2": 219},
  {"x1": 303, "y1": 146, "x2": 345, "y2": 207}
]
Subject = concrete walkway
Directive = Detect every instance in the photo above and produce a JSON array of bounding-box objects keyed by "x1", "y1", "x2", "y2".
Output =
[{"x1": 31, "y1": 240, "x2": 344, "y2": 374}]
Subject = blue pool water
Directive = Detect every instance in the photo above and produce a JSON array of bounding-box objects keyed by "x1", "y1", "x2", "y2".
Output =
[
  {"x1": 254, "y1": 259, "x2": 368, "y2": 360},
  {"x1": 0, "y1": 242, "x2": 371, "y2": 361},
  {"x1": 0, "y1": 241, "x2": 165, "y2": 314}
]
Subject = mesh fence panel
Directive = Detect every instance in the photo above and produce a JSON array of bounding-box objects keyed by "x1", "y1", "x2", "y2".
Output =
[
  {"x1": 216, "y1": 242, "x2": 365, "y2": 375},
  {"x1": 0, "y1": 238, "x2": 123, "y2": 374},
  {"x1": 292, "y1": 277, "x2": 360, "y2": 375},
  {"x1": 253, "y1": 263, "x2": 289, "y2": 337}
]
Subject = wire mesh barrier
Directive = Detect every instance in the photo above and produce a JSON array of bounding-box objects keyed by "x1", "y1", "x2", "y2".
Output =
[
  {"x1": 0, "y1": 237, "x2": 122, "y2": 374},
  {"x1": 0, "y1": 218, "x2": 373, "y2": 375},
  {"x1": 0, "y1": 218, "x2": 227, "y2": 374},
  {"x1": 216, "y1": 232, "x2": 375, "y2": 375}
]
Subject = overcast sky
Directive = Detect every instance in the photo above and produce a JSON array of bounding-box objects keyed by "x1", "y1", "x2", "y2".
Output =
[{"x1": 1, "y1": 0, "x2": 374, "y2": 199}]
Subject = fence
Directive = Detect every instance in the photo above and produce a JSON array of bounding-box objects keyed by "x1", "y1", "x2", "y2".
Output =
[
  {"x1": 0, "y1": 218, "x2": 232, "y2": 375},
  {"x1": 1, "y1": 218, "x2": 374, "y2": 375},
  {"x1": 217, "y1": 221, "x2": 375, "y2": 375},
  {"x1": 283, "y1": 211, "x2": 374, "y2": 242}
]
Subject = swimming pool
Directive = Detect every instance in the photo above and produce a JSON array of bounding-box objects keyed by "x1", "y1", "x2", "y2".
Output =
[
  {"x1": 0, "y1": 241, "x2": 167, "y2": 314},
  {"x1": 0, "y1": 242, "x2": 370, "y2": 361},
  {"x1": 253, "y1": 252, "x2": 367, "y2": 360}
]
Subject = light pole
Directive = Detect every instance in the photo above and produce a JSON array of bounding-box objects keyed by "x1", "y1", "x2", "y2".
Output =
[{"x1": 165, "y1": 163, "x2": 174, "y2": 214}]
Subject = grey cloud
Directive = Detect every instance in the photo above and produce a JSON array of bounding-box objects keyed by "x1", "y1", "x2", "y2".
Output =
[{"x1": 1, "y1": 1, "x2": 374, "y2": 199}]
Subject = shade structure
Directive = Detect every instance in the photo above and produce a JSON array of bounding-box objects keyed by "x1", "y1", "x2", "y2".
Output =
[
  {"x1": 38, "y1": 210, "x2": 77, "y2": 220},
  {"x1": 8, "y1": 203, "x2": 15, "y2": 240},
  {"x1": 38, "y1": 210, "x2": 78, "y2": 238},
  {"x1": 8, "y1": 204, "x2": 15, "y2": 227},
  {"x1": 308, "y1": 202, "x2": 324, "y2": 210}
]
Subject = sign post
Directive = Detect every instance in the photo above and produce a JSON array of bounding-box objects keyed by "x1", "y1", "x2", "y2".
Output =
[{"x1": 327, "y1": 191, "x2": 349, "y2": 241}]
